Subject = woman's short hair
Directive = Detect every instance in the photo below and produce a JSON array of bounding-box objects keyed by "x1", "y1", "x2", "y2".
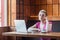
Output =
[{"x1": 39, "y1": 10, "x2": 47, "y2": 16}]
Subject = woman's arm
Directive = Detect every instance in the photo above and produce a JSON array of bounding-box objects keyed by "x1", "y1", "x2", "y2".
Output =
[
  {"x1": 28, "y1": 24, "x2": 40, "y2": 32},
  {"x1": 48, "y1": 23, "x2": 52, "y2": 32},
  {"x1": 28, "y1": 24, "x2": 36, "y2": 32},
  {"x1": 46, "y1": 22, "x2": 52, "y2": 32},
  {"x1": 29, "y1": 24, "x2": 36, "y2": 28}
]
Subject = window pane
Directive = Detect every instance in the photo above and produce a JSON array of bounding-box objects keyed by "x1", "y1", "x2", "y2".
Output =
[
  {"x1": 0, "y1": 0, "x2": 1, "y2": 17},
  {"x1": 0, "y1": 19, "x2": 1, "y2": 27}
]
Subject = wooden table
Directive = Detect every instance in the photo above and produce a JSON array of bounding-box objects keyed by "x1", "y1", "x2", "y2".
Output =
[{"x1": 2, "y1": 32, "x2": 60, "y2": 40}]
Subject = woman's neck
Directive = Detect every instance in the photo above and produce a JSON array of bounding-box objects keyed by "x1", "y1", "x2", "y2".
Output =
[{"x1": 41, "y1": 20, "x2": 46, "y2": 24}]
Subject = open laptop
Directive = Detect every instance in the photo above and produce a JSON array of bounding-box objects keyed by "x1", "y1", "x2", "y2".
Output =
[{"x1": 14, "y1": 20, "x2": 28, "y2": 32}]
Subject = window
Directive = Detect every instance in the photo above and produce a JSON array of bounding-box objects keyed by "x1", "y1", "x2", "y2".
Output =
[{"x1": 0, "y1": 0, "x2": 7, "y2": 27}]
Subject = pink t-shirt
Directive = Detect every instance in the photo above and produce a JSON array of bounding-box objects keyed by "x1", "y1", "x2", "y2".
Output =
[
  {"x1": 36, "y1": 22, "x2": 52, "y2": 32},
  {"x1": 36, "y1": 22, "x2": 52, "y2": 40}
]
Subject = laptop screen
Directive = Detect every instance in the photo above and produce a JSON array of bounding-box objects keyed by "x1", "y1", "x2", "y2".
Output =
[{"x1": 14, "y1": 20, "x2": 27, "y2": 32}]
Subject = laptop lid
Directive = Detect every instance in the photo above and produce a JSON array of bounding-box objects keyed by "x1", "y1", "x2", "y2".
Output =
[{"x1": 14, "y1": 20, "x2": 27, "y2": 32}]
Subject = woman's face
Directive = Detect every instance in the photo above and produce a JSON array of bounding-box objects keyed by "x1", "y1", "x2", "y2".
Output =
[{"x1": 39, "y1": 13, "x2": 46, "y2": 21}]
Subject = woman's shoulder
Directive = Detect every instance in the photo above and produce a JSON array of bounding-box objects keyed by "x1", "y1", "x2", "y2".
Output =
[
  {"x1": 36, "y1": 22, "x2": 40, "y2": 27},
  {"x1": 36, "y1": 22, "x2": 40, "y2": 24}
]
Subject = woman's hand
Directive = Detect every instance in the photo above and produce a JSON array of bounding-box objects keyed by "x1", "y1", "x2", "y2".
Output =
[{"x1": 28, "y1": 27, "x2": 40, "y2": 32}]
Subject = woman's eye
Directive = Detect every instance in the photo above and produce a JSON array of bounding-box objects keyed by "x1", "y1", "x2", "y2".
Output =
[
  {"x1": 42, "y1": 14, "x2": 44, "y2": 16},
  {"x1": 40, "y1": 15, "x2": 41, "y2": 16}
]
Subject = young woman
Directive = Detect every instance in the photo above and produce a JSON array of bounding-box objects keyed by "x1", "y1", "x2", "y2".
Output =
[{"x1": 28, "y1": 10, "x2": 52, "y2": 40}]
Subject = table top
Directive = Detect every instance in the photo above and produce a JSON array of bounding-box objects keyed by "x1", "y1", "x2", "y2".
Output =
[{"x1": 2, "y1": 32, "x2": 60, "y2": 38}]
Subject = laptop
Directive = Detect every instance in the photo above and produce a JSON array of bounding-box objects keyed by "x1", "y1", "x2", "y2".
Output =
[{"x1": 14, "y1": 20, "x2": 27, "y2": 32}]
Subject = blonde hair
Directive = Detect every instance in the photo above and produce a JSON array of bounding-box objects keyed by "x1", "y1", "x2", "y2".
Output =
[
  {"x1": 38, "y1": 10, "x2": 47, "y2": 20},
  {"x1": 38, "y1": 10, "x2": 47, "y2": 16}
]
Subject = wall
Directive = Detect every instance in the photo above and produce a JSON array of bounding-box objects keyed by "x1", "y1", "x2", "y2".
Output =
[
  {"x1": 0, "y1": 0, "x2": 7, "y2": 27},
  {"x1": 8, "y1": 0, "x2": 60, "y2": 26},
  {"x1": 1, "y1": 0, "x2": 7, "y2": 26},
  {"x1": 16, "y1": 0, "x2": 60, "y2": 21}
]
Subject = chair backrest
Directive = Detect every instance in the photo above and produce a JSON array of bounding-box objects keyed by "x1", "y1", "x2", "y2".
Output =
[
  {"x1": 52, "y1": 21, "x2": 60, "y2": 32},
  {"x1": 26, "y1": 20, "x2": 40, "y2": 29}
]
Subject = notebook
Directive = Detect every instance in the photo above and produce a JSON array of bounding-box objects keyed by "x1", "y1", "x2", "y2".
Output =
[{"x1": 14, "y1": 20, "x2": 27, "y2": 32}]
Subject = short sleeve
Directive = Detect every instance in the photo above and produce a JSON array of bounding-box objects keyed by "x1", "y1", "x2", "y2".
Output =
[{"x1": 36, "y1": 22, "x2": 40, "y2": 28}]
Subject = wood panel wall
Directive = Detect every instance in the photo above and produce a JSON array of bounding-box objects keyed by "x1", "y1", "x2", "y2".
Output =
[
  {"x1": 16, "y1": 0, "x2": 60, "y2": 21},
  {"x1": 8, "y1": 0, "x2": 60, "y2": 26}
]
